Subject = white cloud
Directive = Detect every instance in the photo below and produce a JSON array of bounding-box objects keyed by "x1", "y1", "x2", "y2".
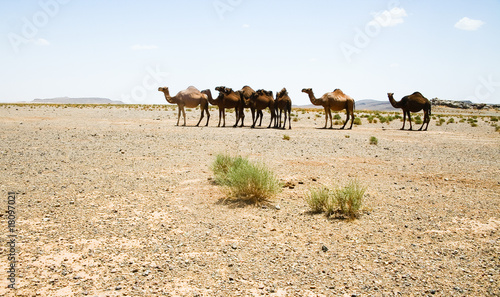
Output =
[
  {"x1": 454, "y1": 17, "x2": 485, "y2": 31},
  {"x1": 31, "y1": 38, "x2": 50, "y2": 46},
  {"x1": 370, "y1": 7, "x2": 407, "y2": 27},
  {"x1": 131, "y1": 44, "x2": 159, "y2": 51}
]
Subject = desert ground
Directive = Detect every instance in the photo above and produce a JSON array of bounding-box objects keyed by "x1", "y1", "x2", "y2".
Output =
[{"x1": 0, "y1": 103, "x2": 499, "y2": 296}]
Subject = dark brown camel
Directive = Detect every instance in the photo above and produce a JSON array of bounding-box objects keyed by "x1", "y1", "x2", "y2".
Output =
[
  {"x1": 246, "y1": 89, "x2": 276, "y2": 128},
  {"x1": 239, "y1": 85, "x2": 261, "y2": 127},
  {"x1": 205, "y1": 86, "x2": 244, "y2": 127},
  {"x1": 387, "y1": 92, "x2": 431, "y2": 131},
  {"x1": 158, "y1": 86, "x2": 210, "y2": 126},
  {"x1": 275, "y1": 88, "x2": 292, "y2": 129}
]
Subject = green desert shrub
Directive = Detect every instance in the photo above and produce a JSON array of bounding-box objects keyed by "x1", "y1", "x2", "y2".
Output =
[
  {"x1": 331, "y1": 179, "x2": 367, "y2": 218},
  {"x1": 414, "y1": 115, "x2": 423, "y2": 125},
  {"x1": 353, "y1": 117, "x2": 362, "y2": 125},
  {"x1": 306, "y1": 179, "x2": 367, "y2": 219},
  {"x1": 306, "y1": 187, "x2": 330, "y2": 213},
  {"x1": 211, "y1": 154, "x2": 281, "y2": 203},
  {"x1": 333, "y1": 113, "x2": 342, "y2": 120},
  {"x1": 490, "y1": 116, "x2": 498, "y2": 122},
  {"x1": 447, "y1": 118, "x2": 455, "y2": 124},
  {"x1": 283, "y1": 134, "x2": 290, "y2": 140},
  {"x1": 369, "y1": 136, "x2": 378, "y2": 145}
]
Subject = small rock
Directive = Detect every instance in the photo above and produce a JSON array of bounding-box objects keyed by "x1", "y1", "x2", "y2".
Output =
[
  {"x1": 275, "y1": 205, "x2": 281, "y2": 210},
  {"x1": 321, "y1": 245, "x2": 328, "y2": 252}
]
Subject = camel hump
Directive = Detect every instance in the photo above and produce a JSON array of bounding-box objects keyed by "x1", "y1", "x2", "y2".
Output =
[
  {"x1": 412, "y1": 91, "x2": 424, "y2": 97},
  {"x1": 185, "y1": 86, "x2": 201, "y2": 93},
  {"x1": 332, "y1": 88, "x2": 345, "y2": 95}
]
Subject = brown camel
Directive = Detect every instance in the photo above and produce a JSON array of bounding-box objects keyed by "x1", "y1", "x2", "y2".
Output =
[
  {"x1": 239, "y1": 85, "x2": 261, "y2": 127},
  {"x1": 206, "y1": 86, "x2": 244, "y2": 127},
  {"x1": 387, "y1": 92, "x2": 431, "y2": 131},
  {"x1": 275, "y1": 88, "x2": 292, "y2": 129},
  {"x1": 246, "y1": 89, "x2": 276, "y2": 128},
  {"x1": 301, "y1": 88, "x2": 355, "y2": 129},
  {"x1": 158, "y1": 86, "x2": 210, "y2": 126}
]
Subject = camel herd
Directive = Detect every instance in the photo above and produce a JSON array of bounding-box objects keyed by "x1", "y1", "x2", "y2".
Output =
[{"x1": 158, "y1": 86, "x2": 432, "y2": 131}]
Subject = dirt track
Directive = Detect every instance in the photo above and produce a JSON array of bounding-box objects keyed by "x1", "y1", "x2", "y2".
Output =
[{"x1": 0, "y1": 104, "x2": 499, "y2": 296}]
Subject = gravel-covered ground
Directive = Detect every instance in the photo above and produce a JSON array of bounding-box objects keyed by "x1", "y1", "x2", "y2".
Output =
[{"x1": 0, "y1": 104, "x2": 499, "y2": 296}]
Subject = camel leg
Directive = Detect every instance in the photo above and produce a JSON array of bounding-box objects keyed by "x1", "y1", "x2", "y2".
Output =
[
  {"x1": 176, "y1": 107, "x2": 181, "y2": 126},
  {"x1": 348, "y1": 109, "x2": 354, "y2": 130},
  {"x1": 282, "y1": 109, "x2": 287, "y2": 129},
  {"x1": 407, "y1": 112, "x2": 413, "y2": 131},
  {"x1": 233, "y1": 108, "x2": 240, "y2": 128},
  {"x1": 239, "y1": 108, "x2": 245, "y2": 127},
  {"x1": 251, "y1": 108, "x2": 256, "y2": 128},
  {"x1": 217, "y1": 108, "x2": 222, "y2": 127},
  {"x1": 424, "y1": 110, "x2": 430, "y2": 131},
  {"x1": 401, "y1": 111, "x2": 406, "y2": 130},
  {"x1": 327, "y1": 109, "x2": 333, "y2": 129},
  {"x1": 181, "y1": 107, "x2": 187, "y2": 126},
  {"x1": 222, "y1": 108, "x2": 226, "y2": 127},
  {"x1": 322, "y1": 108, "x2": 328, "y2": 128},
  {"x1": 420, "y1": 110, "x2": 428, "y2": 131},
  {"x1": 196, "y1": 106, "x2": 204, "y2": 127},
  {"x1": 267, "y1": 109, "x2": 272, "y2": 128},
  {"x1": 418, "y1": 111, "x2": 424, "y2": 131},
  {"x1": 288, "y1": 108, "x2": 292, "y2": 129},
  {"x1": 205, "y1": 106, "x2": 210, "y2": 126},
  {"x1": 341, "y1": 109, "x2": 349, "y2": 130}
]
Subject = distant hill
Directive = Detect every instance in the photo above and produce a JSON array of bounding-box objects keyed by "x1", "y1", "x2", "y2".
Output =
[
  {"x1": 354, "y1": 99, "x2": 394, "y2": 111},
  {"x1": 30, "y1": 97, "x2": 125, "y2": 105},
  {"x1": 294, "y1": 99, "x2": 394, "y2": 112}
]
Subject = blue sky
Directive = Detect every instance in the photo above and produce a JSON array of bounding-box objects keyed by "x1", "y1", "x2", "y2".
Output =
[{"x1": 1, "y1": 0, "x2": 499, "y2": 105}]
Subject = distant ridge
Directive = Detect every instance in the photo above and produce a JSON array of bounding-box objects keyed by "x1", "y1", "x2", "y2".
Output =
[{"x1": 30, "y1": 97, "x2": 125, "y2": 105}]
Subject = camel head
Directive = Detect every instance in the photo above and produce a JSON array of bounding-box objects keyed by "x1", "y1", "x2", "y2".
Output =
[
  {"x1": 158, "y1": 87, "x2": 168, "y2": 93},
  {"x1": 387, "y1": 93, "x2": 394, "y2": 98},
  {"x1": 215, "y1": 86, "x2": 232, "y2": 94},
  {"x1": 302, "y1": 88, "x2": 312, "y2": 94}
]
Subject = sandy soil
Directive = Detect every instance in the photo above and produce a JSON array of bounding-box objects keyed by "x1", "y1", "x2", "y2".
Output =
[{"x1": 0, "y1": 104, "x2": 499, "y2": 296}]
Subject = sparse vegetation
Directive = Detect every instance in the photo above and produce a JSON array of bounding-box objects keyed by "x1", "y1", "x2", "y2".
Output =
[
  {"x1": 414, "y1": 115, "x2": 423, "y2": 125},
  {"x1": 370, "y1": 136, "x2": 378, "y2": 145},
  {"x1": 283, "y1": 134, "x2": 290, "y2": 141},
  {"x1": 306, "y1": 187, "x2": 330, "y2": 213},
  {"x1": 211, "y1": 154, "x2": 282, "y2": 204},
  {"x1": 447, "y1": 118, "x2": 455, "y2": 124},
  {"x1": 353, "y1": 117, "x2": 362, "y2": 125},
  {"x1": 306, "y1": 179, "x2": 367, "y2": 219},
  {"x1": 436, "y1": 118, "x2": 445, "y2": 126}
]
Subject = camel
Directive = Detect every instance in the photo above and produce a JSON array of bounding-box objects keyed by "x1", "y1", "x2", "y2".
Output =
[
  {"x1": 158, "y1": 86, "x2": 210, "y2": 126},
  {"x1": 275, "y1": 88, "x2": 292, "y2": 129},
  {"x1": 246, "y1": 89, "x2": 276, "y2": 128},
  {"x1": 301, "y1": 88, "x2": 355, "y2": 129},
  {"x1": 239, "y1": 86, "x2": 261, "y2": 127},
  {"x1": 205, "y1": 86, "x2": 244, "y2": 127},
  {"x1": 387, "y1": 92, "x2": 431, "y2": 131}
]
